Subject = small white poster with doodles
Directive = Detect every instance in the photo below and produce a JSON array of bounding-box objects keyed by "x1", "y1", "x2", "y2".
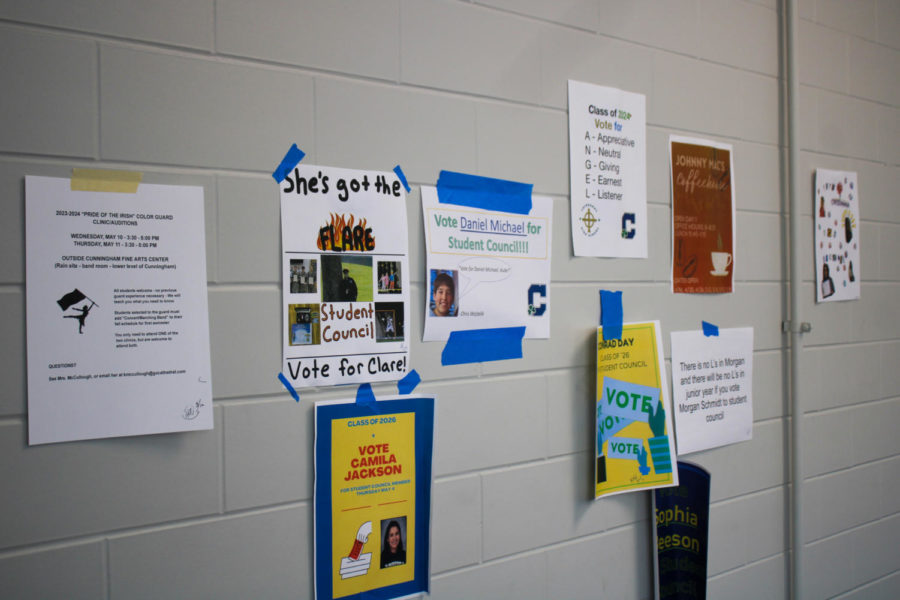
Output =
[{"x1": 815, "y1": 169, "x2": 859, "y2": 302}]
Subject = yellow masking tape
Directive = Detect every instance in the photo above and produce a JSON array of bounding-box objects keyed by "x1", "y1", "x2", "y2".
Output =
[{"x1": 70, "y1": 169, "x2": 142, "y2": 193}]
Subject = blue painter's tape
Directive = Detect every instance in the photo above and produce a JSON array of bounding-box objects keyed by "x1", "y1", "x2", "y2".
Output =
[
  {"x1": 272, "y1": 144, "x2": 305, "y2": 183},
  {"x1": 393, "y1": 165, "x2": 411, "y2": 193},
  {"x1": 702, "y1": 321, "x2": 719, "y2": 337},
  {"x1": 441, "y1": 326, "x2": 525, "y2": 366},
  {"x1": 277, "y1": 372, "x2": 300, "y2": 402},
  {"x1": 356, "y1": 382, "x2": 376, "y2": 407},
  {"x1": 397, "y1": 369, "x2": 421, "y2": 395},
  {"x1": 600, "y1": 290, "x2": 623, "y2": 341},
  {"x1": 436, "y1": 170, "x2": 532, "y2": 215}
]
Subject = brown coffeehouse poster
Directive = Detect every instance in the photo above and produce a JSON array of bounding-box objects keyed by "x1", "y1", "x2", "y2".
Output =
[{"x1": 669, "y1": 137, "x2": 735, "y2": 294}]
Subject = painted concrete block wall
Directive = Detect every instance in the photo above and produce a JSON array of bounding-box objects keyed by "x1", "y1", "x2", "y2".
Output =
[
  {"x1": 794, "y1": 2, "x2": 900, "y2": 599},
  {"x1": 0, "y1": 1, "x2": 896, "y2": 599}
]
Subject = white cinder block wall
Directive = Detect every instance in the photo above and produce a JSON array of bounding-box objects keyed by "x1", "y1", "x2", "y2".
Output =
[{"x1": 1, "y1": 1, "x2": 897, "y2": 598}]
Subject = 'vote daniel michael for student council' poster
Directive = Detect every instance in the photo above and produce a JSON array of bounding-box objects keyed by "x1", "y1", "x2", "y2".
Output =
[
  {"x1": 596, "y1": 321, "x2": 678, "y2": 498},
  {"x1": 420, "y1": 187, "x2": 552, "y2": 341},
  {"x1": 315, "y1": 395, "x2": 434, "y2": 600},
  {"x1": 280, "y1": 164, "x2": 410, "y2": 388}
]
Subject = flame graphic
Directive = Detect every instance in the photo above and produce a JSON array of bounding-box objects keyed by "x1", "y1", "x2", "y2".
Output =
[{"x1": 317, "y1": 213, "x2": 374, "y2": 250}]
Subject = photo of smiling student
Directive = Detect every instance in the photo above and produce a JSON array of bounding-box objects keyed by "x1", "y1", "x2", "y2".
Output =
[
  {"x1": 429, "y1": 270, "x2": 458, "y2": 317},
  {"x1": 379, "y1": 517, "x2": 407, "y2": 569}
]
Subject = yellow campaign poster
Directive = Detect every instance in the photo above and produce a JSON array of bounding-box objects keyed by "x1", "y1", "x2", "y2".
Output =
[
  {"x1": 595, "y1": 321, "x2": 678, "y2": 498},
  {"x1": 315, "y1": 395, "x2": 434, "y2": 600}
]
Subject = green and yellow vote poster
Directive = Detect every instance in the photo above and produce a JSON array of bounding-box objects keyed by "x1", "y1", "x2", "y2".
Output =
[
  {"x1": 315, "y1": 395, "x2": 434, "y2": 600},
  {"x1": 595, "y1": 321, "x2": 678, "y2": 498}
]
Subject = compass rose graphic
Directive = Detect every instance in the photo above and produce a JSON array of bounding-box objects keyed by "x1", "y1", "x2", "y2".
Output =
[
  {"x1": 579, "y1": 204, "x2": 600, "y2": 237},
  {"x1": 581, "y1": 208, "x2": 597, "y2": 232}
]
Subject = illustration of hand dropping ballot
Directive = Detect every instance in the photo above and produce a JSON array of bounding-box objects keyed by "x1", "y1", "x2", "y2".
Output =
[
  {"x1": 339, "y1": 521, "x2": 373, "y2": 579},
  {"x1": 637, "y1": 444, "x2": 651, "y2": 476}
]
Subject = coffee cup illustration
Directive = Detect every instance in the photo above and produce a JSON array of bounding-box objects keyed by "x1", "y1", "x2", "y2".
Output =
[{"x1": 711, "y1": 251, "x2": 732, "y2": 275}]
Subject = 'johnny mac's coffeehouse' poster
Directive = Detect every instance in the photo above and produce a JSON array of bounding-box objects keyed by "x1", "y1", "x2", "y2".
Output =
[{"x1": 669, "y1": 136, "x2": 736, "y2": 294}]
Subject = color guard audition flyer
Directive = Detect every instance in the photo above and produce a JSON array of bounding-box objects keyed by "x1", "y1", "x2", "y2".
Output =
[
  {"x1": 315, "y1": 395, "x2": 434, "y2": 600},
  {"x1": 420, "y1": 187, "x2": 552, "y2": 341},
  {"x1": 670, "y1": 136, "x2": 736, "y2": 294},
  {"x1": 596, "y1": 321, "x2": 678, "y2": 498},
  {"x1": 25, "y1": 176, "x2": 213, "y2": 445},
  {"x1": 280, "y1": 164, "x2": 410, "y2": 388}
]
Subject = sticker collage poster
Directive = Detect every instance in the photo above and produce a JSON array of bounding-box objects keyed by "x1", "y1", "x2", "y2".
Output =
[
  {"x1": 315, "y1": 396, "x2": 434, "y2": 600},
  {"x1": 670, "y1": 136, "x2": 736, "y2": 294},
  {"x1": 567, "y1": 80, "x2": 647, "y2": 258},
  {"x1": 596, "y1": 321, "x2": 678, "y2": 499},
  {"x1": 280, "y1": 164, "x2": 410, "y2": 388},
  {"x1": 420, "y1": 186, "x2": 552, "y2": 341},
  {"x1": 815, "y1": 169, "x2": 859, "y2": 302}
]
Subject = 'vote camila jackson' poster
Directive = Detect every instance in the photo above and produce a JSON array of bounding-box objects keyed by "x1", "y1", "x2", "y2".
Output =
[{"x1": 315, "y1": 395, "x2": 434, "y2": 600}]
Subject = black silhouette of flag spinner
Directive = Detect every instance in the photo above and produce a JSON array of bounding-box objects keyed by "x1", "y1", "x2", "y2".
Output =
[{"x1": 57, "y1": 289, "x2": 87, "y2": 311}]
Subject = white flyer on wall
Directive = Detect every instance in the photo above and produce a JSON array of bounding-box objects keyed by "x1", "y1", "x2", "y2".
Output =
[
  {"x1": 25, "y1": 176, "x2": 213, "y2": 445},
  {"x1": 568, "y1": 80, "x2": 647, "y2": 258},
  {"x1": 815, "y1": 169, "x2": 859, "y2": 302},
  {"x1": 670, "y1": 327, "x2": 754, "y2": 455},
  {"x1": 280, "y1": 163, "x2": 410, "y2": 388},
  {"x1": 421, "y1": 186, "x2": 552, "y2": 341}
]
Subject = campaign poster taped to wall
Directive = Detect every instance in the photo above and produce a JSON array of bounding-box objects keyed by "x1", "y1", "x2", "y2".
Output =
[
  {"x1": 568, "y1": 80, "x2": 647, "y2": 258},
  {"x1": 653, "y1": 462, "x2": 711, "y2": 600},
  {"x1": 420, "y1": 187, "x2": 552, "y2": 341},
  {"x1": 25, "y1": 175, "x2": 213, "y2": 445},
  {"x1": 670, "y1": 327, "x2": 753, "y2": 455},
  {"x1": 596, "y1": 321, "x2": 678, "y2": 498},
  {"x1": 670, "y1": 136, "x2": 736, "y2": 293},
  {"x1": 815, "y1": 169, "x2": 859, "y2": 302},
  {"x1": 280, "y1": 164, "x2": 410, "y2": 388},
  {"x1": 315, "y1": 395, "x2": 434, "y2": 600}
]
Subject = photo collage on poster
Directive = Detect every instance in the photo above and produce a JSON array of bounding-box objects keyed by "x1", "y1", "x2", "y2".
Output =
[{"x1": 286, "y1": 255, "x2": 405, "y2": 348}]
